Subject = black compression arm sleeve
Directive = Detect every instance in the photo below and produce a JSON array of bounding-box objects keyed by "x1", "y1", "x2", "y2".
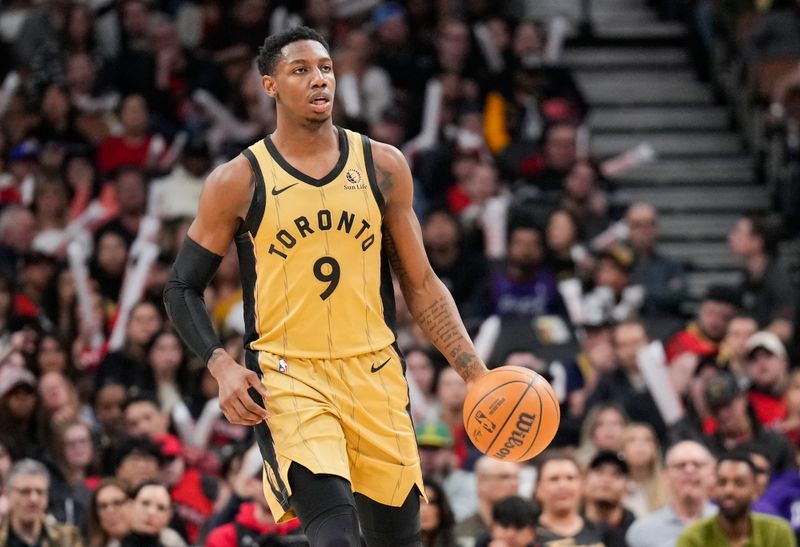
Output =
[{"x1": 163, "y1": 236, "x2": 224, "y2": 364}]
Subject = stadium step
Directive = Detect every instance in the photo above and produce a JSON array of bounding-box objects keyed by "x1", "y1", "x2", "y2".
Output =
[
  {"x1": 578, "y1": 76, "x2": 714, "y2": 106},
  {"x1": 563, "y1": 47, "x2": 689, "y2": 70},
  {"x1": 592, "y1": 132, "x2": 743, "y2": 158},
  {"x1": 588, "y1": 106, "x2": 729, "y2": 132},
  {"x1": 613, "y1": 186, "x2": 769, "y2": 211},
  {"x1": 613, "y1": 158, "x2": 753, "y2": 185},
  {"x1": 658, "y1": 214, "x2": 740, "y2": 240},
  {"x1": 686, "y1": 270, "x2": 744, "y2": 298},
  {"x1": 658, "y1": 241, "x2": 741, "y2": 270}
]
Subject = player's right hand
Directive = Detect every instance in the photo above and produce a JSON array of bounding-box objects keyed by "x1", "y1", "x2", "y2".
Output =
[{"x1": 208, "y1": 349, "x2": 271, "y2": 425}]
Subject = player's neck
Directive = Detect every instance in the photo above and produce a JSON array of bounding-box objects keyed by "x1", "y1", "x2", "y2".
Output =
[{"x1": 271, "y1": 116, "x2": 337, "y2": 158}]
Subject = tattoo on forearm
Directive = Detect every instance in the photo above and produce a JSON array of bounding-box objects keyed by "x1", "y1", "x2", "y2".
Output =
[{"x1": 415, "y1": 295, "x2": 483, "y2": 381}]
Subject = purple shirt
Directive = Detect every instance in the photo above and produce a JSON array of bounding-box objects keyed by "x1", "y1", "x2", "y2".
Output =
[
  {"x1": 489, "y1": 269, "x2": 563, "y2": 319},
  {"x1": 756, "y1": 471, "x2": 800, "y2": 533}
]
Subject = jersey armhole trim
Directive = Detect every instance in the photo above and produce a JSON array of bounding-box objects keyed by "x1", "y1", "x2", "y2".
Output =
[
  {"x1": 361, "y1": 134, "x2": 385, "y2": 215},
  {"x1": 238, "y1": 148, "x2": 267, "y2": 236}
]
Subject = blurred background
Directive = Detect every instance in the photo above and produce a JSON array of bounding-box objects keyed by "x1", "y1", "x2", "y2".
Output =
[{"x1": 0, "y1": 0, "x2": 798, "y2": 546}]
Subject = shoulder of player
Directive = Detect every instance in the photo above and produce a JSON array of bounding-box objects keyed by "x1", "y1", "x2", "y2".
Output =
[
  {"x1": 200, "y1": 154, "x2": 254, "y2": 210},
  {"x1": 366, "y1": 139, "x2": 411, "y2": 200}
]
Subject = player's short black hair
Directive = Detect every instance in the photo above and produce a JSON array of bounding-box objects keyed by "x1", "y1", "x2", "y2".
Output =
[
  {"x1": 257, "y1": 26, "x2": 330, "y2": 76},
  {"x1": 492, "y1": 496, "x2": 537, "y2": 529}
]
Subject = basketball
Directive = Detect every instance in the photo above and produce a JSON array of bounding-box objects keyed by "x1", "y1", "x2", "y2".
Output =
[{"x1": 463, "y1": 366, "x2": 560, "y2": 462}]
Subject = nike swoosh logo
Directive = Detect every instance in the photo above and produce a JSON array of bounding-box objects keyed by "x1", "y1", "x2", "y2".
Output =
[
  {"x1": 370, "y1": 357, "x2": 391, "y2": 373},
  {"x1": 271, "y1": 183, "x2": 298, "y2": 196}
]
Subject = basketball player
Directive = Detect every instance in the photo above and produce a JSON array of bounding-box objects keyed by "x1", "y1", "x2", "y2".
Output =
[{"x1": 163, "y1": 26, "x2": 488, "y2": 547}]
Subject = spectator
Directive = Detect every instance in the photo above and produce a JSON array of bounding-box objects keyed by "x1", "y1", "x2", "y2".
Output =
[
  {"x1": 575, "y1": 403, "x2": 628, "y2": 468},
  {"x1": 585, "y1": 320, "x2": 667, "y2": 442},
  {"x1": 702, "y1": 371, "x2": 796, "y2": 474},
  {"x1": 534, "y1": 452, "x2": 617, "y2": 546},
  {"x1": 586, "y1": 244, "x2": 644, "y2": 322},
  {"x1": 420, "y1": 478, "x2": 457, "y2": 547},
  {"x1": 559, "y1": 159, "x2": 609, "y2": 239},
  {"x1": 666, "y1": 285, "x2": 740, "y2": 363},
  {"x1": 621, "y1": 423, "x2": 669, "y2": 517},
  {"x1": 0, "y1": 205, "x2": 36, "y2": 282},
  {"x1": 15, "y1": 252, "x2": 57, "y2": 320},
  {"x1": 422, "y1": 209, "x2": 488, "y2": 323},
  {"x1": 626, "y1": 203, "x2": 687, "y2": 316},
  {"x1": 582, "y1": 451, "x2": 636, "y2": 536},
  {"x1": 775, "y1": 368, "x2": 800, "y2": 444},
  {"x1": 677, "y1": 453, "x2": 796, "y2": 547},
  {"x1": 757, "y1": 454, "x2": 800, "y2": 540},
  {"x1": 91, "y1": 381, "x2": 127, "y2": 442},
  {"x1": 475, "y1": 495, "x2": 538, "y2": 547},
  {"x1": 121, "y1": 480, "x2": 185, "y2": 547},
  {"x1": 435, "y1": 368, "x2": 471, "y2": 468},
  {"x1": 30, "y1": 175, "x2": 72, "y2": 257},
  {"x1": 46, "y1": 419, "x2": 95, "y2": 529},
  {"x1": 416, "y1": 420, "x2": 477, "y2": 522},
  {"x1": 544, "y1": 208, "x2": 588, "y2": 281},
  {"x1": 521, "y1": 122, "x2": 578, "y2": 192},
  {"x1": 150, "y1": 138, "x2": 211, "y2": 222},
  {"x1": 95, "y1": 300, "x2": 162, "y2": 392},
  {"x1": 96, "y1": 94, "x2": 158, "y2": 176},
  {"x1": 334, "y1": 28, "x2": 393, "y2": 125},
  {"x1": 486, "y1": 224, "x2": 564, "y2": 320},
  {"x1": 407, "y1": 348, "x2": 440, "y2": 423},
  {"x1": 744, "y1": 331, "x2": 789, "y2": 427},
  {"x1": 124, "y1": 393, "x2": 169, "y2": 440},
  {"x1": 204, "y1": 461, "x2": 301, "y2": 546},
  {"x1": 563, "y1": 321, "x2": 616, "y2": 418},
  {"x1": 156, "y1": 433, "x2": 216, "y2": 545},
  {"x1": 86, "y1": 478, "x2": 132, "y2": 547},
  {"x1": 95, "y1": 165, "x2": 148, "y2": 246},
  {"x1": 0, "y1": 459, "x2": 82, "y2": 546},
  {"x1": 0, "y1": 366, "x2": 42, "y2": 459},
  {"x1": 728, "y1": 215, "x2": 796, "y2": 343},
  {"x1": 109, "y1": 437, "x2": 163, "y2": 491},
  {"x1": 144, "y1": 329, "x2": 191, "y2": 415},
  {"x1": 626, "y1": 440, "x2": 717, "y2": 547},
  {"x1": 717, "y1": 314, "x2": 759, "y2": 377},
  {"x1": 454, "y1": 457, "x2": 521, "y2": 541}
]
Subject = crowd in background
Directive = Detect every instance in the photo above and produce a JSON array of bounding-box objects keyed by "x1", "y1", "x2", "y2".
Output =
[{"x1": 0, "y1": 0, "x2": 798, "y2": 546}]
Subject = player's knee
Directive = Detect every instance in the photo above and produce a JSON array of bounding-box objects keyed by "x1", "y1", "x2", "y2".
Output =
[
  {"x1": 303, "y1": 504, "x2": 361, "y2": 547},
  {"x1": 354, "y1": 489, "x2": 421, "y2": 547}
]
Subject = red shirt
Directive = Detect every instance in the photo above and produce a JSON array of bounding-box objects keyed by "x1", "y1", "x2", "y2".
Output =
[
  {"x1": 171, "y1": 468, "x2": 214, "y2": 544},
  {"x1": 749, "y1": 389, "x2": 787, "y2": 427},
  {"x1": 205, "y1": 503, "x2": 301, "y2": 547},
  {"x1": 665, "y1": 323, "x2": 718, "y2": 363},
  {"x1": 96, "y1": 135, "x2": 152, "y2": 175}
]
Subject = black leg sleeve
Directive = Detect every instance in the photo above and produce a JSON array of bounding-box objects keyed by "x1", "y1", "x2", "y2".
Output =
[
  {"x1": 163, "y1": 236, "x2": 224, "y2": 364},
  {"x1": 288, "y1": 463, "x2": 362, "y2": 547},
  {"x1": 354, "y1": 489, "x2": 421, "y2": 547}
]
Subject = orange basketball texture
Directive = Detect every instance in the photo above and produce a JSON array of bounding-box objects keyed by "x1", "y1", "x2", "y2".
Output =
[{"x1": 463, "y1": 366, "x2": 560, "y2": 462}]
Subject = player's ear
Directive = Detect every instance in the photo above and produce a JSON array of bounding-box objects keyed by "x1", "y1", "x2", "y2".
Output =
[{"x1": 262, "y1": 74, "x2": 278, "y2": 99}]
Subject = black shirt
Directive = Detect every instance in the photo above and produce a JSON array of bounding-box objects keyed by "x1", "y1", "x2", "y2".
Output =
[{"x1": 7, "y1": 527, "x2": 44, "y2": 547}]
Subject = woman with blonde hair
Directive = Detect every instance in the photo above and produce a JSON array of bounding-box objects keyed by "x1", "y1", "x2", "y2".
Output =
[
  {"x1": 574, "y1": 403, "x2": 629, "y2": 468},
  {"x1": 621, "y1": 422, "x2": 669, "y2": 516}
]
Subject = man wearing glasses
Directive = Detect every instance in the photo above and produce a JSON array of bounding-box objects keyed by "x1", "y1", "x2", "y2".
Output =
[
  {"x1": 626, "y1": 440, "x2": 717, "y2": 547},
  {"x1": 0, "y1": 459, "x2": 82, "y2": 547}
]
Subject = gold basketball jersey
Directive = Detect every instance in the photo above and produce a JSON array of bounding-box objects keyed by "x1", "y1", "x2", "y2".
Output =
[{"x1": 235, "y1": 127, "x2": 396, "y2": 359}]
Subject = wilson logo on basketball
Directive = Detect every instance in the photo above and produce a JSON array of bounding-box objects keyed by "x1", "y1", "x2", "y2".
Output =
[
  {"x1": 494, "y1": 412, "x2": 537, "y2": 459},
  {"x1": 344, "y1": 169, "x2": 366, "y2": 190}
]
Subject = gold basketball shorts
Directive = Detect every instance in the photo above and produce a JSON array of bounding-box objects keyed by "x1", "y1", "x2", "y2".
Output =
[{"x1": 245, "y1": 344, "x2": 424, "y2": 522}]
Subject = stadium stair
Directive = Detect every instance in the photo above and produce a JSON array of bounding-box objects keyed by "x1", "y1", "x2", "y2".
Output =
[{"x1": 540, "y1": 0, "x2": 770, "y2": 301}]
